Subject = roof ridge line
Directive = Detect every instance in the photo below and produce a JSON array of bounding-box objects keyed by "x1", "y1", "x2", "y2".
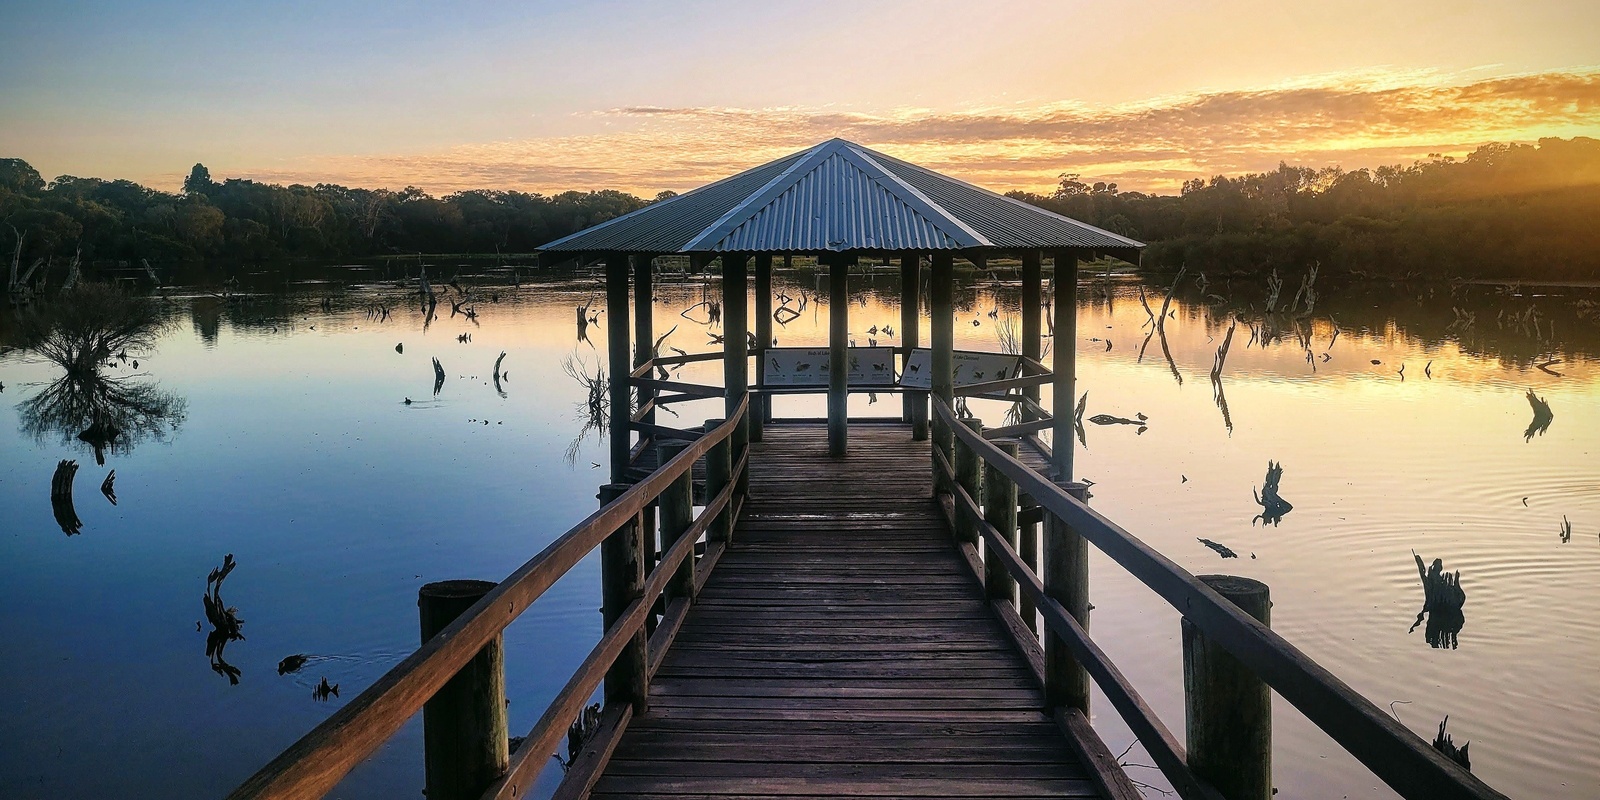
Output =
[
  {"x1": 681, "y1": 139, "x2": 840, "y2": 252},
  {"x1": 863, "y1": 147, "x2": 1144, "y2": 248},
  {"x1": 539, "y1": 147, "x2": 806, "y2": 252},
  {"x1": 843, "y1": 144, "x2": 990, "y2": 249}
]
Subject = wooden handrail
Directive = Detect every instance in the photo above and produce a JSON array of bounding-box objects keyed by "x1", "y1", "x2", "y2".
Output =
[
  {"x1": 653, "y1": 350, "x2": 723, "y2": 366},
  {"x1": 626, "y1": 376, "x2": 724, "y2": 398},
  {"x1": 932, "y1": 397, "x2": 1506, "y2": 800},
  {"x1": 953, "y1": 371, "x2": 1052, "y2": 397},
  {"x1": 934, "y1": 454, "x2": 1218, "y2": 800},
  {"x1": 229, "y1": 397, "x2": 749, "y2": 800}
]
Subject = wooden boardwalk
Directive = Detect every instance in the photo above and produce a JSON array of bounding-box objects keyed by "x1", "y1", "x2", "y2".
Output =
[{"x1": 592, "y1": 424, "x2": 1123, "y2": 799}]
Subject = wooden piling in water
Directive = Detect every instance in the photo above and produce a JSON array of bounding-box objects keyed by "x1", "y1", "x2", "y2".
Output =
[
  {"x1": 606, "y1": 255, "x2": 631, "y2": 484},
  {"x1": 983, "y1": 439, "x2": 1020, "y2": 608},
  {"x1": 1051, "y1": 251, "x2": 1079, "y2": 482},
  {"x1": 722, "y1": 255, "x2": 750, "y2": 493},
  {"x1": 1021, "y1": 251, "x2": 1042, "y2": 418},
  {"x1": 1045, "y1": 480, "x2": 1091, "y2": 713},
  {"x1": 1184, "y1": 575, "x2": 1272, "y2": 800},
  {"x1": 418, "y1": 580, "x2": 508, "y2": 800},
  {"x1": 599, "y1": 484, "x2": 649, "y2": 713}
]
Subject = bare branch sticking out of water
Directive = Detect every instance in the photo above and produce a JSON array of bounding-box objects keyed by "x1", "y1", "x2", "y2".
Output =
[
  {"x1": 1432, "y1": 717, "x2": 1471, "y2": 772},
  {"x1": 1560, "y1": 515, "x2": 1572, "y2": 543},
  {"x1": 100, "y1": 470, "x2": 116, "y2": 505},
  {"x1": 432, "y1": 357, "x2": 445, "y2": 397},
  {"x1": 1409, "y1": 551, "x2": 1466, "y2": 649},
  {"x1": 203, "y1": 554, "x2": 245, "y2": 684},
  {"x1": 1197, "y1": 538, "x2": 1238, "y2": 558},
  {"x1": 1252, "y1": 461, "x2": 1293, "y2": 526},
  {"x1": 1523, "y1": 389, "x2": 1553, "y2": 441}
]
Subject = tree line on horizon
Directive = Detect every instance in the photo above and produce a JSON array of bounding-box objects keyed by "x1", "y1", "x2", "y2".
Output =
[{"x1": 2, "y1": 136, "x2": 1597, "y2": 281}]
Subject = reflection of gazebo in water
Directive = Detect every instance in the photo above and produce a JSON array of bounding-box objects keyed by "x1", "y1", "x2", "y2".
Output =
[{"x1": 539, "y1": 138, "x2": 1142, "y2": 484}]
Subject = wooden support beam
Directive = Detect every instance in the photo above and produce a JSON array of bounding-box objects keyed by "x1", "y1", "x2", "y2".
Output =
[
  {"x1": 721, "y1": 254, "x2": 750, "y2": 492},
  {"x1": 606, "y1": 254, "x2": 632, "y2": 484},
  {"x1": 418, "y1": 580, "x2": 508, "y2": 800},
  {"x1": 633, "y1": 254, "x2": 655, "y2": 426},
  {"x1": 1185, "y1": 576, "x2": 1273, "y2": 800},
  {"x1": 930, "y1": 252, "x2": 955, "y2": 491},
  {"x1": 1051, "y1": 251, "x2": 1079, "y2": 481},
  {"x1": 656, "y1": 441, "x2": 695, "y2": 604},
  {"x1": 1021, "y1": 251, "x2": 1042, "y2": 419},
  {"x1": 598, "y1": 484, "x2": 648, "y2": 713},
  {"x1": 899, "y1": 252, "x2": 925, "y2": 438},
  {"x1": 984, "y1": 439, "x2": 1021, "y2": 608},
  {"x1": 1045, "y1": 480, "x2": 1091, "y2": 713},
  {"x1": 827, "y1": 254, "x2": 849, "y2": 456},
  {"x1": 704, "y1": 419, "x2": 732, "y2": 543},
  {"x1": 753, "y1": 253, "x2": 773, "y2": 438},
  {"x1": 953, "y1": 418, "x2": 984, "y2": 544}
]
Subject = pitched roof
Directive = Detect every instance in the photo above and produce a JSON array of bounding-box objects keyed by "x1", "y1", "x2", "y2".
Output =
[{"x1": 539, "y1": 138, "x2": 1142, "y2": 261}]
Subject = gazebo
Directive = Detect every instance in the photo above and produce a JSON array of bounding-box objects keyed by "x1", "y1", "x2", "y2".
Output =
[{"x1": 539, "y1": 138, "x2": 1143, "y2": 485}]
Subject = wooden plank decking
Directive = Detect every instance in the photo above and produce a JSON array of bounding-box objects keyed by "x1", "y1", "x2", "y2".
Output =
[{"x1": 592, "y1": 424, "x2": 1119, "y2": 799}]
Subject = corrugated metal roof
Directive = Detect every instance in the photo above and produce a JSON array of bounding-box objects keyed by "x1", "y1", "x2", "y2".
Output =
[{"x1": 539, "y1": 138, "x2": 1143, "y2": 260}]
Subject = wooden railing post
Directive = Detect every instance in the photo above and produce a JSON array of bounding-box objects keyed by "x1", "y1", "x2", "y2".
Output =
[
  {"x1": 657, "y1": 441, "x2": 696, "y2": 602},
  {"x1": 704, "y1": 419, "x2": 733, "y2": 543},
  {"x1": 418, "y1": 580, "x2": 508, "y2": 800},
  {"x1": 735, "y1": 400, "x2": 751, "y2": 496},
  {"x1": 1018, "y1": 488, "x2": 1039, "y2": 634},
  {"x1": 598, "y1": 484, "x2": 648, "y2": 713},
  {"x1": 1184, "y1": 575, "x2": 1272, "y2": 800},
  {"x1": 982, "y1": 439, "x2": 1020, "y2": 607},
  {"x1": 952, "y1": 418, "x2": 984, "y2": 544},
  {"x1": 910, "y1": 391, "x2": 929, "y2": 441},
  {"x1": 1045, "y1": 480, "x2": 1091, "y2": 713}
]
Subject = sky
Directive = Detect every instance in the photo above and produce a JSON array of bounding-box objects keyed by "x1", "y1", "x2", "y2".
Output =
[{"x1": 1, "y1": 0, "x2": 1597, "y2": 196}]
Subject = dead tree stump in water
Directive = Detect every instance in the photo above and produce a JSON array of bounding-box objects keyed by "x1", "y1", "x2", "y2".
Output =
[
  {"x1": 1409, "y1": 551, "x2": 1466, "y2": 648},
  {"x1": 1252, "y1": 461, "x2": 1293, "y2": 526},
  {"x1": 50, "y1": 459, "x2": 83, "y2": 535}
]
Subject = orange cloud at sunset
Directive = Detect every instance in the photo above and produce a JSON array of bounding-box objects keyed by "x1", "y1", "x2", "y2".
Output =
[{"x1": 227, "y1": 68, "x2": 1600, "y2": 197}]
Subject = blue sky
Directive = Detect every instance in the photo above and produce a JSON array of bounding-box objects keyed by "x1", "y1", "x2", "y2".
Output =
[{"x1": 2, "y1": 0, "x2": 1597, "y2": 193}]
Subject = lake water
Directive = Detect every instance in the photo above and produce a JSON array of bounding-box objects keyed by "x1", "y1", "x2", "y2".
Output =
[{"x1": 1, "y1": 262, "x2": 1596, "y2": 799}]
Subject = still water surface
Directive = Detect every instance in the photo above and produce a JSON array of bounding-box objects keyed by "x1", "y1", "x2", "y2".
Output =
[{"x1": 1, "y1": 263, "x2": 1596, "y2": 798}]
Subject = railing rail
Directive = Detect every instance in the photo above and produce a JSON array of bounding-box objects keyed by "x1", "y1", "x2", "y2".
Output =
[
  {"x1": 229, "y1": 396, "x2": 750, "y2": 800},
  {"x1": 932, "y1": 396, "x2": 1506, "y2": 800}
]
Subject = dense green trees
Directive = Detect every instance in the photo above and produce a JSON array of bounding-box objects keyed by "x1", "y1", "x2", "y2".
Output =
[
  {"x1": 0, "y1": 162, "x2": 651, "y2": 267},
  {"x1": 3, "y1": 137, "x2": 1598, "y2": 280},
  {"x1": 1007, "y1": 137, "x2": 1600, "y2": 280}
]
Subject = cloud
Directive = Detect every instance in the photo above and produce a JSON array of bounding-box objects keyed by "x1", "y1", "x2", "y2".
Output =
[{"x1": 228, "y1": 68, "x2": 1600, "y2": 196}]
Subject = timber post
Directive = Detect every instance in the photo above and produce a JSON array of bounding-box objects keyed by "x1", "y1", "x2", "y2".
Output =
[
  {"x1": 598, "y1": 483, "x2": 648, "y2": 713},
  {"x1": 418, "y1": 580, "x2": 508, "y2": 800},
  {"x1": 953, "y1": 418, "x2": 984, "y2": 545},
  {"x1": 1018, "y1": 488, "x2": 1039, "y2": 633},
  {"x1": 827, "y1": 254, "x2": 850, "y2": 456},
  {"x1": 1044, "y1": 480, "x2": 1091, "y2": 713},
  {"x1": 983, "y1": 438, "x2": 1020, "y2": 608},
  {"x1": 657, "y1": 440, "x2": 696, "y2": 602},
  {"x1": 722, "y1": 254, "x2": 750, "y2": 494},
  {"x1": 632, "y1": 255, "x2": 658, "y2": 584},
  {"x1": 752, "y1": 253, "x2": 773, "y2": 440},
  {"x1": 605, "y1": 254, "x2": 631, "y2": 484},
  {"x1": 900, "y1": 252, "x2": 927, "y2": 439},
  {"x1": 705, "y1": 419, "x2": 733, "y2": 543},
  {"x1": 1021, "y1": 250, "x2": 1042, "y2": 418},
  {"x1": 1184, "y1": 575, "x2": 1273, "y2": 800},
  {"x1": 1051, "y1": 251, "x2": 1079, "y2": 482},
  {"x1": 930, "y1": 253, "x2": 955, "y2": 492}
]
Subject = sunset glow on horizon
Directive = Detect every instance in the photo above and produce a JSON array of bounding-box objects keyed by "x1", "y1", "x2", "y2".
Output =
[{"x1": 2, "y1": 1, "x2": 1597, "y2": 196}]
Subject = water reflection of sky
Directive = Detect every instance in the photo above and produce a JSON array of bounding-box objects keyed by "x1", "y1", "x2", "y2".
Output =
[{"x1": 0, "y1": 267, "x2": 1596, "y2": 799}]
